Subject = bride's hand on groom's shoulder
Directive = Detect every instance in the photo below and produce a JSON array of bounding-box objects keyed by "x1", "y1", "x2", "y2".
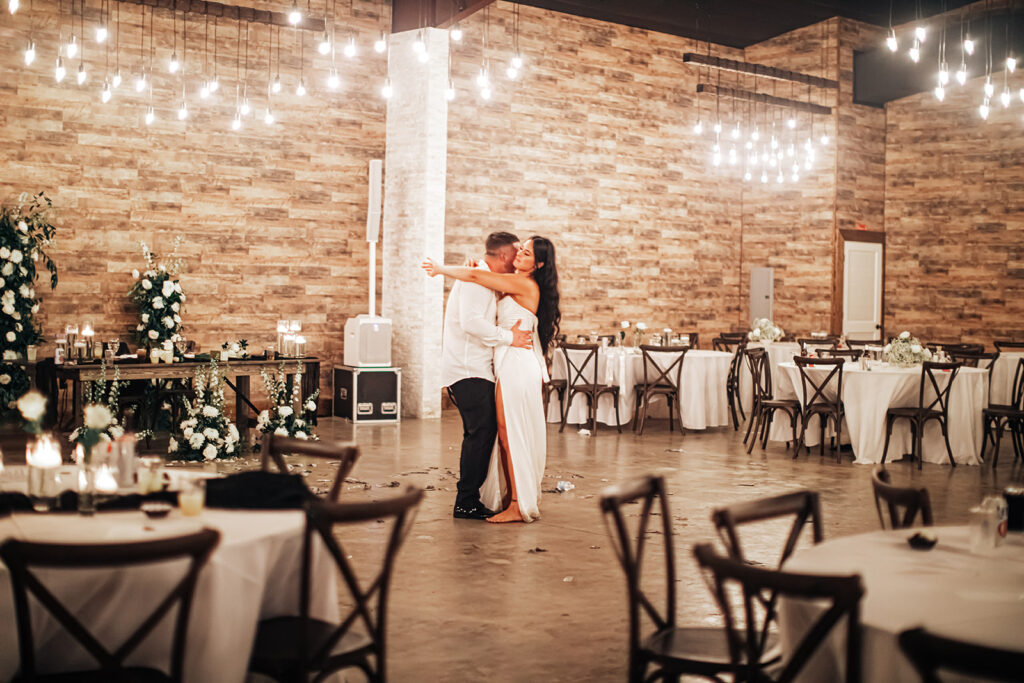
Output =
[{"x1": 463, "y1": 258, "x2": 479, "y2": 268}]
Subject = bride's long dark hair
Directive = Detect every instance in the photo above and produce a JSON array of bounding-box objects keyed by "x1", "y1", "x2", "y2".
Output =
[{"x1": 529, "y1": 236, "x2": 561, "y2": 352}]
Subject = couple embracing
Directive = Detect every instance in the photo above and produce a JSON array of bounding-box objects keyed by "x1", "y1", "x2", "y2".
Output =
[{"x1": 423, "y1": 232, "x2": 560, "y2": 523}]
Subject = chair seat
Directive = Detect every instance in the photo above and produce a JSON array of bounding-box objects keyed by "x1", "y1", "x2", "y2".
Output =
[
  {"x1": 984, "y1": 405, "x2": 1024, "y2": 419},
  {"x1": 14, "y1": 668, "x2": 171, "y2": 683},
  {"x1": 761, "y1": 398, "x2": 800, "y2": 409},
  {"x1": 249, "y1": 615, "x2": 374, "y2": 681},
  {"x1": 637, "y1": 383, "x2": 677, "y2": 394},
  {"x1": 643, "y1": 627, "x2": 780, "y2": 677},
  {"x1": 887, "y1": 407, "x2": 941, "y2": 419},
  {"x1": 570, "y1": 383, "x2": 617, "y2": 393},
  {"x1": 545, "y1": 379, "x2": 567, "y2": 388}
]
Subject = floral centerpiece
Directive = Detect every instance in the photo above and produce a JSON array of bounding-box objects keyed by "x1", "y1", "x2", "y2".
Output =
[
  {"x1": 221, "y1": 339, "x2": 249, "y2": 359},
  {"x1": 0, "y1": 192, "x2": 58, "y2": 415},
  {"x1": 129, "y1": 238, "x2": 185, "y2": 349},
  {"x1": 620, "y1": 320, "x2": 648, "y2": 347},
  {"x1": 748, "y1": 318, "x2": 784, "y2": 343},
  {"x1": 883, "y1": 331, "x2": 932, "y2": 368},
  {"x1": 255, "y1": 360, "x2": 319, "y2": 449},
  {"x1": 69, "y1": 361, "x2": 128, "y2": 459},
  {"x1": 168, "y1": 359, "x2": 240, "y2": 461},
  {"x1": 17, "y1": 389, "x2": 47, "y2": 435}
]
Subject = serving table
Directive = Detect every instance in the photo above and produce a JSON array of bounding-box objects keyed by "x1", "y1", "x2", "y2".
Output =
[
  {"x1": 779, "y1": 526, "x2": 1024, "y2": 681},
  {"x1": 0, "y1": 508, "x2": 338, "y2": 682}
]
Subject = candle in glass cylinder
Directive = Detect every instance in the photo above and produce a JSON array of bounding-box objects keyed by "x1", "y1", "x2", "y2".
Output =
[
  {"x1": 81, "y1": 323, "x2": 95, "y2": 358},
  {"x1": 295, "y1": 336, "x2": 306, "y2": 357},
  {"x1": 73, "y1": 342, "x2": 86, "y2": 361},
  {"x1": 289, "y1": 320, "x2": 302, "y2": 333},
  {"x1": 282, "y1": 334, "x2": 296, "y2": 357},
  {"x1": 66, "y1": 324, "x2": 78, "y2": 349},
  {"x1": 94, "y1": 463, "x2": 119, "y2": 495},
  {"x1": 277, "y1": 320, "x2": 289, "y2": 354}
]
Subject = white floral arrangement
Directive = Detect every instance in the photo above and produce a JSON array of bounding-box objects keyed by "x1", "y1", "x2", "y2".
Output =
[
  {"x1": 68, "y1": 361, "x2": 128, "y2": 458},
  {"x1": 168, "y1": 359, "x2": 240, "y2": 461},
  {"x1": 129, "y1": 239, "x2": 186, "y2": 349},
  {"x1": 883, "y1": 331, "x2": 932, "y2": 368},
  {"x1": 620, "y1": 320, "x2": 648, "y2": 346},
  {"x1": 256, "y1": 360, "x2": 320, "y2": 450},
  {"x1": 748, "y1": 318, "x2": 784, "y2": 342}
]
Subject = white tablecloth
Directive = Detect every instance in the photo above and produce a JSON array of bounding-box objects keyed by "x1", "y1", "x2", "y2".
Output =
[
  {"x1": 0, "y1": 509, "x2": 339, "y2": 682},
  {"x1": 548, "y1": 347, "x2": 733, "y2": 430},
  {"x1": 771, "y1": 362, "x2": 986, "y2": 465},
  {"x1": 779, "y1": 526, "x2": 1024, "y2": 682},
  {"x1": 992, "y1": 351, "x2": 1024, "y2": 405}
]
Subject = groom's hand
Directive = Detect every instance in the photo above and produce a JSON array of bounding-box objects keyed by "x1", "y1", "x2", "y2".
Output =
[{"x1": 511, "y1": 321, "x2": 532, "y2": 350}]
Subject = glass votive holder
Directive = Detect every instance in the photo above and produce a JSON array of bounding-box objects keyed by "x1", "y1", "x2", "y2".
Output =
[
  {"x1": 289, "y1": 320, "x2": 302, "y2": 333},
  {"x1": 178, "y1": 478, "x2": 206, "y2": 517},
  {"x1": 26, "y1": 345, "x2": 38, "y2": 362},
  {"x1": 137, "y1": 456, "x2": 164, "y2": 494}
]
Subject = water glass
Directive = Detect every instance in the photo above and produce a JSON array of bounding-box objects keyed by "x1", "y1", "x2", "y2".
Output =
[
  {"x1": 178, "y1": 478, "x2": 206, "y2": 517},
  {"x1": 137, "y1": 456, "x2": 164, "y2": 494}
]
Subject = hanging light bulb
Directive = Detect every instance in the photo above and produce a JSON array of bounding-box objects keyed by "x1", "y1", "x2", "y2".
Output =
[
  {"x1": 318, "y1": 32, "x2": 331, "y2": 55},
  {"x1": 76, "y1": 62, "x2": 87, "y2": 85},
  {"x1": 177, "y1": 100, "x2": 188, "y2": 120},
  {"x1": 100, "y1": 80, "x2": 111, "y2": 102},
  {"x1": 786, "y1": 143, "x2": 795, "y2": 158},
  {"x1": 934, "y1": 85, "x2": 945, "y2": 101},
  {"x1": 66, "y1": 35, "x2": 78, "y2": 59},
  {"x1": 8, "y1": 0, "x2": 18, "y2": 13},
  {"x1": 1001, "y1": 87, "x2": 1011, "y2": 108},
  {"x1": 55, "y1": 56, "x2": 66, "y2": 82},
  {"x1": 914, "y1": 25, "x2": 926, "y2": 42},
  {"x1": 745, "y1": 140, "x2": 753, "y2": 151},
  {"x1": 271, "y1": 75, "x2": 281, "y2": 94},
  {"x1": 769, "y1": 156, "x2": 777, "y2": 168},
  {"x1": 713, "y1": 121, "x2": 722, "y2": 134},
  {"x1": 417, "y1": 49, "x2": 429, "y2": 64},
  {"x1": 145, "y1": 106, "x2": 155, "y2": 125},
  {"x1": 909, "y1": 40, "x2": 920, "y2": 63},
  {"x1": 209, "y1": 77, "x2": 219, "y2": 93},
  {"x1": 327, "y1": 68, "x2": 340, "y2": 89},
  {"x1": 776, "y1": 172, "x2": 784, "y2": 184},
  {"x1": 413, "y1": 30, "x2": 425, "y2": 53},
  {"x1": 481, "y1": 87, "x2": 492, "y2": 100},
  {"x1": 770, "y1": 135, "x2": 778, "y2": 150},
  {"x1": 750, "y1": 152, "x2": 758, "y2": 165},
  {"x1": 804, "y1": 158, "x2": 812, "y2": 170},
  {"x1": 938, "y1": 63, "x2": 949, "y2": 85},
  {"x1": 712, "y1": 152, "x2": 721, "y2": 166},
  {"x1": 200, "y1": 81, "x2": 210, "y2": 99},
  {"x1": 374, "y1": 31, "x2": 387, "y2": 53},
  {"x1": 506, "y1": 64, "x2": 518, "y2": 80},
  {"x1": 451, "y1": 24, "x2": 462, "y2": 42},
  {"x1": 731, "y1": 122, "x2": 741, "y2": 139},
  {"x1": 476, "y1": 67, "x2": 489, "y2": 89},
  {"x1": 984, "y1": 77, "x2": 994, "y2": 98},
  {"x1": 296, "y1": 79, "x2": 306, "y2": 96},
  {"x1": 979, "y1": 100, "x2": 990, "y2": 120},
  {"x1": 445, "y1": 79, "x2": 456, "y2": 101},
  {"x1": 344, "y1": 36, "x2": 357, "y2": 58},
  {"x1": 760, "y1": 171, "x2": 768, "y2": 184},
  {"x1": 511, "y1": 53, "x2": 523, "y2": 70},
  {"x1": 135, "y1": 71, "x2": 147, "y2": 92},
  {"x1": 264, "y1": 108, "x2": 274, "y2": 125},
  {"x1": 744, "y1": 170, "x2": 752, "y2": 182},
  {"x1": 112, "y1": 70, "x2": 122, "y2": 88},
  {"x1": 168, "y1": 51, "x2": 180, "y2": 74},
  {"x1": 96, "y1": 24, "x2": 108, "y2": 43},
  {"x1": 820, "y1": 133, "x2": 829, "y2": 146},
  {"x1": 381, "y1": 78, "x2": 393, "y2": 98},
  {"x1": 786, "y1": 117, "x2": 795, "y2": 129},
  {"x1": 1007, "y1": 56, "x2": 1017, "y2": 74},
  {"x1": 964, "y1": 35, "x2": 974, "y2": 55},
  {"x1": 24, "y1": 40, "x2": 35, "y2": 66},
  {"x1": 288, "y1": 0, "x2": 301, "y2": 25},
  {"x1": 728, "y1": 147, "x2": 737, "y2": 165},
  {"x1": 240, "y1": 97, "x2": 250, "y2": 115},
  {"x1": 693, "y1": 119, "x2": 703, "y2": 135},
  {"x1": 231, "y1": 111, "x2": 241, "y2": 129},
  {"x1": 750, "y1": 127, "x2": 759, "y2": 142},
  {"x1": 886, "y1": 28, "x2": 898, "y2": 52},
  {"x1": 956, "y1": 63, "x2": 967, "y2": 85}
]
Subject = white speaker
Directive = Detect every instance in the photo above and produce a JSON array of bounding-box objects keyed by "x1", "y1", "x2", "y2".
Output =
[{"x1": 366, "y1": 159, "x2": 382, "y2": 243}]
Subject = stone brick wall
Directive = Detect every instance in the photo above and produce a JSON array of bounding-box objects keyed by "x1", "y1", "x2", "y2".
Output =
[{"x1": 0, "y1": 0, "x2": 389, "y2": 402}]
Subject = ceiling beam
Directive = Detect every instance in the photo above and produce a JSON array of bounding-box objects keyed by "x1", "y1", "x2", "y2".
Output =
[
  {"x1": 114, "y1": 0, "x2": 325, "y2": 31},
  {"x1": 390, "y1": 0, "x2": 497, "y2": 33},
  {"x1": 697, "y1": 83, "x2": 833, "y2": 116},
  {"x1": 685, "y1": 53, "x2": 838, "y2": 89}
]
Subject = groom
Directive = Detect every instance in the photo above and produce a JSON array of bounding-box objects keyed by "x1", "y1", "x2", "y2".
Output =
[{"x1": 442, "y1": 231, "x2": 532, "y2": 520}]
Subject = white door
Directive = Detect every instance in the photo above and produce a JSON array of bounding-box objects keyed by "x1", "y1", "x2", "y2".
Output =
[{"x1": 843, "y1": 241, "x2": 882, "y2": 340}]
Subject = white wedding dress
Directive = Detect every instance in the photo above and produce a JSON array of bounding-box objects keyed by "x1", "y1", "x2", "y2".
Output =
[{"x1": 480, "y1": 296, "x2": 550, "y2": 522}]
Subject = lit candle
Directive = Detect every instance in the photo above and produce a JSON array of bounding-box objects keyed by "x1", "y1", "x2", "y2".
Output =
[
  {"x1": 295, "y1": 335, "x2": 306, "y2": 357},
  {"x1": 289, "y1": 320, "x2": 302, "y2": 333},
  {"x1": 94, "y1": 463, "x2": 119, "y2": 494},
  {"x1": 27, "y1": 437, "x2": 62, "y2": 468},
  {"x1": 283, "y1": 333, "x2": 296, "y2": 357},
  {"x1": 82, "y1": 324, "x2": 95, "y2": 358}
]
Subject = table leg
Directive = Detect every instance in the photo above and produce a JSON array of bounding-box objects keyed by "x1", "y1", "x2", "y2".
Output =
[
  {"x1": 235, "y1": 374, "x2": 251, "y2": 447},
  {"x1": 71, "y1": 377, "x2": 82, "y2": 429}
]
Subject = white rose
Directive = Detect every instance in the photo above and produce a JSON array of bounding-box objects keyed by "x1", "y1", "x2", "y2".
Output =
[
  {"x1": 171, "y1": 302, "x2": 179, "y2": 312},
  {"x1": 145, "y1": 270, "x2": 156, "y2": 278},
  {"x1": 229, "y1": 424, "x2": 239, "y2": 440},
  {"x1": 294, "y1": 418, "x2": 305, "y2": 428},
  {"x1": 0, "y1": 374, "x2": 9, "y2": 385},
  {"x1": 152, "y1": 297, "x2": 164, "y2": 309},
  {"x1": 183, "y1": 427, "x2": 194, "y2": 439},
  {"x1": 162, "y1": 316, "x2": 174, "y2": 329},
  {"x1": 203, "y1": 444, "x2": 218, "y2": 461},
  {"x1": 18, "y1": 284, "x2": 29, "y2": 297},
  {"x1": 17, "y1": 221, "x2": 27, "y2": 232},
  {"x1": 174, "y1": 282, "x2": 182, "y2": 293},
  {"x1": 132, "y1": 269, "x2": 140, "y2": 279},
  {"x1": 636, "y1": 322, "x2": 648, "y2": 331},
  {"x1": 257, "y1": 410, "x2": 270, "y2": 428},
  {"x1": 202, "y1": 405, "x2": 219, "y2": 417},
  {"x1": 203, "y1": 427, "x2": 219, "y2": 440},
  {"x1": 189, "y1": 433, "x2": 205, "y2": 449},
  {"x1": 148, "y1": 329, "x2": 159, "y2": 340},
  {"x1": 0, "y1": 247, "x2": 8, "y2": 259},
  {"x1": 30, "y1": 251, "x2": 37, "y2": 262},
  {"x1": 5, "y1": 331, "x2": 14, "y2": 342},
  {"x1": 159, "y1": 264, "x2": 167, "y2": 272},
  {"x1": 2, "y1": 350, "x2": 14, "y2": 360},
  {"x1": 84, "y1": 404, "x2": 113, "y2": 430},
  {"x1": 274, "y1": 427, "x2": 288, "y2": 436},
  {"x1": 29, "y1": 304, "x2": 36, "y2": 314},
  {"x1": 1, "y1": 264, "x2": 12, "y2": 276},
  {"x1": 621, "y1": 321, "x2": 630, "y2": 328},
  {"x1": 141, "y1": 313, "x2": 149, "y2": 323},
  {"x1": 226, "y1": 443, "x2": 235, "y2": 454},
  {"x1": 278, "y1": 405, "x2": 293, "y2": 417},
  {"x1": 14, "y1": 323, "x2": 21, "y2": 332},
  {"x1": 18, "y1": 267, "x2": 25, "y2": 277},
  {"x1": 109, "y1": 425, "x2": 124, "y2": 439},
  {"x1": 162, "y1": 280, "x2": 175, "y2": 297},
  {"x1": 173, "y1": 314, "x2": 181, "y2": 324},
  {"x1": 306, "y1": 400, "x2": 317, "y2": 412},
  {"x1": 883, "y1": 344, "x2": 892, "y2": 354},
  {"x1": 0, "y1": 277, "x2": 4, "y2": 288},
  {"x1": 180, "y1": 293, "x2": 186, "y2": 302},
  {"x1": 17, "y1": 390, "x2": 46, "y2": 421},
  {"x1": 137, "y1": 324, "x2": 145, "y2": 332},
  {"x1": 12, "y1": 250, "x2": 24, "y2": 264},
  {"x1": 295, "y1": 431, "x2": 308, "y2": 440},
  {"x1": 168, "y1": 437, "x2": 179, "y2": 452},
  {"x1": 142, "y1": 279, "x2": 152, "y2": 290},
  {"x1": 899, "y1": 331, "x2": 910, "y2": 340},
  {"x1": 2, "y1": 305, "x2": 13, "y2": 316},
  {"x1": 910, "y1": 344, "x2": 922, "y2": 354}
]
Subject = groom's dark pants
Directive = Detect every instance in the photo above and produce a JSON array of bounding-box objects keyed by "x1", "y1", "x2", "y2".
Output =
[{"x1": 449, "y1": 378, "x2": 498, "y2": 510}]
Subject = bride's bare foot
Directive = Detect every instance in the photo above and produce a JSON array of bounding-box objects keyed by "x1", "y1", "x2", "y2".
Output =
[{"x1": 487, "y1": 501, "x2": 523, "y2": 523}]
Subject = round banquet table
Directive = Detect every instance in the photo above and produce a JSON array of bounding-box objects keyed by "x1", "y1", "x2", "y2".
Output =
[
  {"x1": 991, "y1": 351, "x2": 1024, "y2": 405},
  {"x1": 779, "y1": 526, "x2": 1024, "y2": 682},
  {"x1": 548, "y1": 347, "x2": 733, "y2": 430},
  {"x1": 0, "y1": 508, "x2": 339, "y2": 682},
  {"x1": 769, "y1": 362, "x2": 986, "y2": 465}
]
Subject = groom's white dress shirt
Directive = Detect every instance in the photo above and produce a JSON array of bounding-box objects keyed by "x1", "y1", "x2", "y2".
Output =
[{"x1": 441, "y1": 261, "x2": 512, "y2": 388}]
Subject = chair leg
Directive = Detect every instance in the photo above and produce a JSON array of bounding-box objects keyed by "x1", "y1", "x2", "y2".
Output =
[
  {"x1": 743, "y1": 398, "x2": 759, "y2": 445},
  {"x1": 559, "y1": 391, "x2": 571, "y2": 433},
  {"x1": 668, "y1": 395, "x2": 674, "y2": 433},
  {"x1": 834, "y1": 413, "x2": 844, "y2": 464},
  {"x1": 613, "y1": 391, "x2": 622, "y2": 434},
  {"x1": 880, "y1": 415, "x2": 894, "y2": 465},
  {"x1": 819, "y1": 414, "x2": 826, "y2": 457},
  {"x1": 761, "y1": 410, "x2": 775, "y2": 450},
  {"x1": 941, "y1": 418, "x2": 956, "y2": 467},
  {"x1": 637, "y1": 394, "x2": 647, "y2": 436},
  {"x1": 747, "y1": 408, "x2": 762, "y2": 455},
  {"x1": 980, "y1": 418, "x2": 991, "y2": 463},
  {"x1": 590, "y1": 395, "x2": 598, "y2": 434}
]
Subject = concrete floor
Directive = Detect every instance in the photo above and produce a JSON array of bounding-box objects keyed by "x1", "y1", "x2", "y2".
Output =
[{"x1": 280, "y1": 412, "x2": 1021, "y2": 682}]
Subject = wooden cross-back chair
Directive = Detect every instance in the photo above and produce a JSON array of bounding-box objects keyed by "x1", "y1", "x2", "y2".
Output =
[
  {"x1": 558, "y1": 342, "x2": 621, "y2": 434},
  {"x1": 870, "y1": 466, "x2": 933, "y2": 529},
  {"x1": 634, "y1": 345, "x2": 688, "y2": 435},
  {"x1": 0, "y1": 529, "x2": 221, "y2": 683},
  {"x1": 744, "y1": 347, "x2": 801, "y2": 454},
  {"x1": 600, "y1": 476, "x2": 733, "y2": 683},
  {"x1": 792, "y1": 357, "x2": 846, "y2": 461},
  {"x1": 261, "y1": 433, "x2": 360, "y2": 502},
  {"x1": 982, "y1": 356, "x2": 1024, "y2": 466},
  {"x1": 693, "y1": 543, "x2": 864, "y2": 683},
  {"x1": 249, "y1": 488, "x2": 424, "y2": 683},
  {"x1": 881, "y1": 361, "x2": 961, "y2": 469},
  {"x1": 713, "y1": 335, "x2": 748, "y2": 430}
]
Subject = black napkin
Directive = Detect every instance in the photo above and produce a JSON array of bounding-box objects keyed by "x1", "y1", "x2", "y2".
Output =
[{"x1": 206, "y1": 471, "x2": 312, "y2": 509}]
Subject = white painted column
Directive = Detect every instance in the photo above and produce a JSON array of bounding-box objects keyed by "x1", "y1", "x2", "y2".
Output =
[{"x1": 381, "y1": 28, "x2": 449, "y2": 419}]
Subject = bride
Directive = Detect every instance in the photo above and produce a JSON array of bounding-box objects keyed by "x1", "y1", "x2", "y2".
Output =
[{"x1": 422, "y1": 237, "x2": 560, "y2": 523}]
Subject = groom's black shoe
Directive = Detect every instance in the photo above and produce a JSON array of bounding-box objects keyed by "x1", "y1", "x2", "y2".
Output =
[{"x1": 453, "y1": 504, "x2": 497, "y2": 520}]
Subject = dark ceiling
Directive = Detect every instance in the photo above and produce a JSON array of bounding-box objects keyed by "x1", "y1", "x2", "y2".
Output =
[{"x1": 515, "y1": 1, "x2": 975, "y2": 48}]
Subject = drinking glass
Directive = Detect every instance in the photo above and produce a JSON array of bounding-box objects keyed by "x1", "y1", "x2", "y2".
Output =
[
  {"x1": 137, "y1": 456, "x2": 164, "y2": 494},
  {"x1": 178, "y1": 478, "x2": 206, "y2": 517}
]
